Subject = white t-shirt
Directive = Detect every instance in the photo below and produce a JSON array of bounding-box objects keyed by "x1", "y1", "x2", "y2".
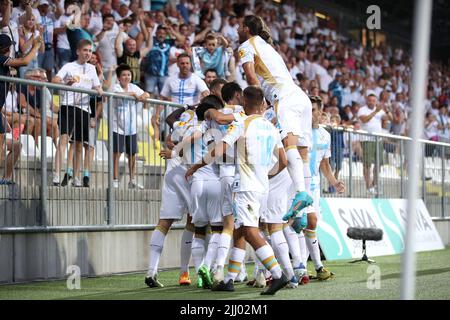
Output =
[
  {"x1": 3, "y1": 91, "x2": 18, "y2": 113},
  {"x1": 11, "y1": 7, "x2": 40, "y2": 26},
  {"x1": 357, "y1": 105, "x2": 386, "y2": 141},
  {"x1": 96, "y1": 28, "x2": 119, "y2": 70},
  {"x1": 160, "y1": 73, "x2": 208, "y2": 107},
  {"x1": 22, "y1": 30, "x2": 40, "y2": 57},
  {"x1": 316, "y1": 66, "x2": 332, "y2": 92},
  {"x1": 88, "y1": 11, "x2": 103, "y2": 36},
  {"x1": 0, "y1": 20, "x2": 19, "y2": 55},
  {"x1": 112, "y1": 83, "x2": 144, "y2": 135},
  {"x1": 55, "y1": 15, "x2": 72, "y2": 50},
  {"x1": 309, "y1": 127, "x2": 331, "y2": 192},
  {"x1": 56, "y1": 62, "x2": 101, "y2": 112},
  {"x1": 424, "y1": 120, "x2": 439, "y2": 140},
  {"x1": 222, "y1": 23, "x2": 239, "y2": 50},
  {"x1": 222, "y1": 114, "x2": 283, "y2": 193}
]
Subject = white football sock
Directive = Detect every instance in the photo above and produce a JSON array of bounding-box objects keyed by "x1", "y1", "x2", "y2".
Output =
[
  {"x1": 286, "y1": 147, "x2": 306, "y2": 192},
  {"x1": 203, "y1": 232, "x2": 220, "y2": 270},
  {"x1": 298, "y1": 230, "x2": 309, "y2": 268},
  {"x1": 216, "y1": 231, "x2": 232, "y2": 268},
  {"x1": 224, "y1": 247, "x2": 246, "y2": 282},
  {"x1": 191, "y1": 236, "x2": 205, "y2": 272},
  {"x1": 283, "y1": 225, "x2": 303, "y2": 268},
  {"x1": 180, "y1": 229, "x2": 194, "y2": 273},
  {"x1": 305, "y1": 229, "x2": 323, "y2": 270},
  {"x1": 270, "y1": 229, "x2": 295, "y2": 280},
  {"x1": 147, "y1": 226, "x2": 168, "y2": 277},
  {"x1": 255, "y1": 245, "x2": 282, "y2": 279}
]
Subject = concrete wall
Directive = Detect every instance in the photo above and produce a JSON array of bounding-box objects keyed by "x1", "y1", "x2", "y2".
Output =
[{"x1": 0, "y1": 229, "x2": 181, "y2": 284}]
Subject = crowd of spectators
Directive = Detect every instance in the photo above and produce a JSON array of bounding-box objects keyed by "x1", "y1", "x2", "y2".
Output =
[{"x1": 0, "y1": 0, "x2": 449, "y2": 187}]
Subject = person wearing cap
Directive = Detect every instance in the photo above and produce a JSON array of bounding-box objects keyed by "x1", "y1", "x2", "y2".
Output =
[{"x1": 0, "y1": 33, "x2": 41, "y2": 184}]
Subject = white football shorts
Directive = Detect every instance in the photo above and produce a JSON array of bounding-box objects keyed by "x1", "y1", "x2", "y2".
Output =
[
  {"x1": 275, "y1": 87, "x2": 312, "y2": 149},
  {"x1": 159, "y1": 164, "x2": 191, "y2": 220},
  {"x1": 191, "y1": 179, "x2": 222, "y2": 227}
]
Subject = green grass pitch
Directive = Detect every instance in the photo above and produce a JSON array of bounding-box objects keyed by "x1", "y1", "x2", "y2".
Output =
[{"x1": 1, "y1": 247, "x2": 449, "y2": 300}]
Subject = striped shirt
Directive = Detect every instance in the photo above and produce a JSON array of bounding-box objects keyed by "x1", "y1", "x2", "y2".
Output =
[{"x1": 160, "y1": 72, "x2": 208, "y2": 106}]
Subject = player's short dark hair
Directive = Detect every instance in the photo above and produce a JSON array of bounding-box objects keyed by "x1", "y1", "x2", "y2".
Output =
[
  {"x1": 156, "y1": 25, "x2": 167, "y2": 32},
  {"x1": 205, "y1": 69, "x2": 218, "y2": 76},
  {"x1": 221, "y1": 82, "x2": 242, "y2": 103},
  {"x1": 367, "y1": 93, "x2": 377, "y2": 99},
  {"x1": 196, "y1": 95, "x2": 224, "y2": 121},
  {"x1": 177, "y1": 53, "x2": 191, "y2": 61},
  {"x1": 243, "y1": 86, "x2": 264, "y2": 107},
  {"x1": 102, "y1": 13, "x2": 114, "y2": 21},
  {"x1": 116, "y1": 64, "x2": 131, "y2": 77},
  {"x1": 210, "y1": 78, "x2": 227, "y2": 91},
  {"x1": 77, "y1": 39, "x2": 93, "y2": 49}
]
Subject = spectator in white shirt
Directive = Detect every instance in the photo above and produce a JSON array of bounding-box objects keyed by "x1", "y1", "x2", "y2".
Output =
[
  {"x1": 152, "y1": 53, "x2": 209, "y2": 140},
  {"x1": 87, "y1": 0, "x2": 103, "y2": 36},
  {"x1": 357, "y1": 94, "x2": 390, "y2": 194}
]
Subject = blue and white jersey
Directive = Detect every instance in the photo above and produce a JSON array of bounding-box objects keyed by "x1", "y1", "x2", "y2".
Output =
[
  {"x1": 183, "y1": 120, "x2": 219, "y2": 181},
  {"x1": 203, "y1": 104, "x2": 245, "y2": 177},
  {"x1": 112, "y1": 83, "x2": 144, "y2": 135},
  {"x1": 309, "y1": 126, "x2": 331, "y2": 192},
  {"x1": 160, "y1": 72, "x2": 209, "y2": 106},
  {"x1": 223, "y1": 114, "x2": 283, "y2": 193}
]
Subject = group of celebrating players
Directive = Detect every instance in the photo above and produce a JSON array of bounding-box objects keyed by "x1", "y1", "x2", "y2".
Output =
[{"x1": 144, "y1": 15, "x2": 345, "y2": 296}]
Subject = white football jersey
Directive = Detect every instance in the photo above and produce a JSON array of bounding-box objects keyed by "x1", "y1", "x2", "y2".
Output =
[
  {"x1": 238, "y1": 36, "x2": 303, "y2": 104},
  {"x1": 169, "y1": 110, "x2": 197, "y2": 169},
  {"x1": 222, "y1": 114, "x2": 283, "y2": 193}
]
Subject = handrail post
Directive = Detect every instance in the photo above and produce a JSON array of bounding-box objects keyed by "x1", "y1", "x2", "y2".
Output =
[
  {"x1": 441, "y1": 146, "x2": 445, "y2": 218},
  {"x1": 39, "y1": 85, "x2": 48, "y2": 226},
  {"x1": 348, "y1": 129, "x2": 353, "y2": 198},
  {"x1": 375, "y1": 136, "x2": 380, "y2": 198},
  {"x1": 107, "y1": 96, "x2": 114, "y2": 225},
  {"x1": 400, "y1": 140, "x2": 404, "y2": 198},
  {"x1": 422, "y1": 143, "x2": 426, "y2": 201}
]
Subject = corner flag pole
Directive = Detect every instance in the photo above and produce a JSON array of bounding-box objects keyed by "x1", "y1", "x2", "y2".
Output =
[{"x1": 400, "y1": 0, "x2": 433, "y2": 300}]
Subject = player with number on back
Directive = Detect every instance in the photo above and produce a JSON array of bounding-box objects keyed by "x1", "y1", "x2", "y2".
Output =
[{"x1": 186, "y1": 86, "x2": 289, "y2": 295}]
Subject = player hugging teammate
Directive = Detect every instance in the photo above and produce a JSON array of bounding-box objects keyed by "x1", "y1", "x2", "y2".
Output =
[{"x1": 145, "y1": 14, "x2": 345, "y2": 295}]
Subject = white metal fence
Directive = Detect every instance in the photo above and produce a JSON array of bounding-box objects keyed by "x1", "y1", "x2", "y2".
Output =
[{"x1": 1, "y1": 75, "x2": 449, "y2": 232}]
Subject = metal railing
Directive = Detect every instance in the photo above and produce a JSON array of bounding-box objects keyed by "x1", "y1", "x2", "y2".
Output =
[
  {"x1": 0, "y1": 75, "x2": 183, "y2": 230},
  {"x1": 1, "y1": 75, "x2": 449, "y2": 233},
  {"x1": 320, "y1": 125, "x2": 450, "y2": 218}
]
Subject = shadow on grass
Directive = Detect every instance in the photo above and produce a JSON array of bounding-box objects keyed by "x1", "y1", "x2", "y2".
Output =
[
  {"x1": 58, "y1": 283, "x2": 267, "y2": 300},
  {"x1": 355, "y1": 267, "x2": 450, "y2": 283}
]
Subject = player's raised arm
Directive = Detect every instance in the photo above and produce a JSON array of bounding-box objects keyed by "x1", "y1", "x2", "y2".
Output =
[{"x1": 205, "y1": 109, "x2": 235, "y2": 125}]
